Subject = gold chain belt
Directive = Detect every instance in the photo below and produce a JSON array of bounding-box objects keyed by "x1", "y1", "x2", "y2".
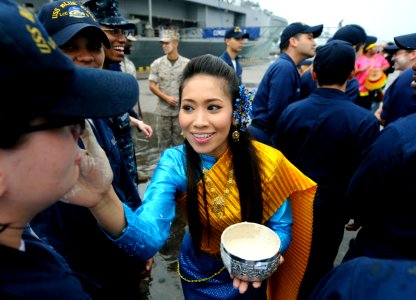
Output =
[{"x1": 177, "y1": 261, "x2": 225, "y2": 283}]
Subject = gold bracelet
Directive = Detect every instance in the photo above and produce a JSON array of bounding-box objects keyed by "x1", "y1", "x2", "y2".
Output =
[{"x1": 177, "y1": 262, "x2": 225, "y2": 283}]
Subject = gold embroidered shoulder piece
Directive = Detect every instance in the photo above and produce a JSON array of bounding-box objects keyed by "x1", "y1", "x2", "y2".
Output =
[{"x1": 252, "y1": 141, "x2": 317, "y2": 300}]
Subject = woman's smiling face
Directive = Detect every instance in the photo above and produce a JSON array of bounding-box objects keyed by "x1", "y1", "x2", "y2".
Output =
[{"x1": 179, "y1": 74, "x2": 233, "y2": 158}]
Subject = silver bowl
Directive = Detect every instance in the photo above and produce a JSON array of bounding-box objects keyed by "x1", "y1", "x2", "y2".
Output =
[{"x1": 220, "y1": 222, "x2": 281, "y2": 282}]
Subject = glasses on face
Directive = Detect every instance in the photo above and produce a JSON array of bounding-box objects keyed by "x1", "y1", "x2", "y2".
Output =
[
  {"x1": 23, "y1": 118, "x2": 86, "y2": 136},
  {"x1": 102, "y1": 28, "x2": 131, "y2": 37}
]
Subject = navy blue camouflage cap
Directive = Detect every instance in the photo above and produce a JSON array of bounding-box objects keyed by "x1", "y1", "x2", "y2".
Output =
[
  {"x1": 37, "y1": 0, "x2": 110, "y2": 48},
  {"x1": 225, "y1": 26, "x2": 249, "y2": 39},
  {"x1": 394, "y1": 33, "x2": 416, "y2": 50},
  {"x1": 313, "y1": 40, "x2": 355, "y2": 80},
  {"x1": 365, "y1": 35, "x2": 377, "y2": 45},
  {"x1": 332, "y1": 24, "x2": 367, "y2": 46},
  {"x1": 84, "y1": 0, "x2": 136, "y2": 30},
  {"x1": 0, "y1": 0, "x2": 138, "y2": 127},
  {"x1": 383, "y1": 44, "x2": 400, "y2": 54},
  {"x1": 279, "y1": 22, "x2": 323, "y2": 48}
]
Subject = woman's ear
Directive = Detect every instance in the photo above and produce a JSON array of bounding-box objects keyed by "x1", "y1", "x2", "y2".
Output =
[{"x1": 232, "y1": 115, "x2": 237, "y2": 127}]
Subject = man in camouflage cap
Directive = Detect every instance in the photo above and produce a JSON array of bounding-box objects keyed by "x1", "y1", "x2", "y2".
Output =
[{"x1": 149, "y1": 29, "x2": 189, "y2": 151}]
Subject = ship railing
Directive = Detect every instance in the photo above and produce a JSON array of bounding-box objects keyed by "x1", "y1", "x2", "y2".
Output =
[
  {"x1": 180, "y1": 27, "x2": 204, "y2": 39},
  {"x1": 179, "y1": 26, "x2": 283, "y2": 40}
]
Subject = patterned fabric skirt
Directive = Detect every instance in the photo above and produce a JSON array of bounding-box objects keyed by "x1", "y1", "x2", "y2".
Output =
[{"x1": 178, "y1": 231, "x2": 267, "y2": 300}]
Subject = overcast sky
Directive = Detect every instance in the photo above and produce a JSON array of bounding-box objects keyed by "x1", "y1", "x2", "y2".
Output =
[{"x1": 257, "y1": 0, "x2": 414, "y2": 43}]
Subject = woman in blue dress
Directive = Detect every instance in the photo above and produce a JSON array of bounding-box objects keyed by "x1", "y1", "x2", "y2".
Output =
[{"x1": 92, "y1": 54, "x2": 317, "y2": 299}]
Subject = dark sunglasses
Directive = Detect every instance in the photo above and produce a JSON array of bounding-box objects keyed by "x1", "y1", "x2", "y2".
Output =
[{"x1": 23, "y1": 118, "x2": 86, "y2": 136}]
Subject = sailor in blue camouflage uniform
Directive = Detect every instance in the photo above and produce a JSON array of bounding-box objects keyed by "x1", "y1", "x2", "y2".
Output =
[
  {"x1": 0, "y1": 0, "x2": 140, "y2": 298},
  {"x1": 380, "y1": 33, "x2": 416, "y2": 126},
  {"x1": 249, "y1": 22, "x2": 323, "y2": 145},
  {"x1": 309, "y1": 256, "x2": 416, "y2": 299},
  {"x1": 272, "y1": 40, "x2": 380, "y2": 299},
  {"x1": 299, "y1": 24, "x2": 367, "y2": 102},
  {"x1": 219, "y1": 26, "x2": 249, "y2": 85},
  {"x1": 343, "y1": 33, "x2": 416, "y2": 264},
  {"x1": 85, "y1": 0, "x2": 142, "y2": 188},
  {"x1": 31, "y1": 1, "x2": 152, "y2": 299}
]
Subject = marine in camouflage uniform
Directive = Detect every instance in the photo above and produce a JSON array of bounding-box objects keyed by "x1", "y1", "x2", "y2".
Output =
[{"x1": 149, "y1": 29, "x2": 189, "y2": 151}]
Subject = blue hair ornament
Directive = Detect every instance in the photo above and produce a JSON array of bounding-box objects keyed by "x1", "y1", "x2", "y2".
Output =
[{"x1": 233, "y1": 85, "x2": 255, "y2": 132}]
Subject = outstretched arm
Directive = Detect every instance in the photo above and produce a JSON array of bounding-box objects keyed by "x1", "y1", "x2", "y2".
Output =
[
  {"x1": 62, "y1": 122, "x2": 126, "y2": 238},
  {"x1": 129, "y1": 116, "x2": 153, "y2": 138}
]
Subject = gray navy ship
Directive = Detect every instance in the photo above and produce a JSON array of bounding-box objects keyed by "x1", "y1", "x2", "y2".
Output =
[{"x1": 19, "y1": 0, "x2": 288, "y2": 68}]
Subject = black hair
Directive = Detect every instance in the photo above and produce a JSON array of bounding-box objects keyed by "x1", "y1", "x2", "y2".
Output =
[
  {"x1": 315, "y1": 68, "x2": 353, "y2": 86},
  {"x1": 280, "y1": 36, "x2": 293, "y2": 51},
  {"x1": 280, "y1": 33, "x2": 303, "y2": 51},
  {"x1": 280, "y1": 40, "x2": 289, "y2": 51},
  {"x1": 179, "y1": 54, "x2": 264, "y2": 252}
]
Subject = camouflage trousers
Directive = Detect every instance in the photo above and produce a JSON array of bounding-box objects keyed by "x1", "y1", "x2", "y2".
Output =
[{"x1": 156, "y1": 115, "x2": 183, "y2": 151}]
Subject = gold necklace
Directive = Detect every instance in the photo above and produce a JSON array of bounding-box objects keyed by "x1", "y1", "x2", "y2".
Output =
[{"x1": 202, "y1": 167, "x2": 234, "y2": 219}]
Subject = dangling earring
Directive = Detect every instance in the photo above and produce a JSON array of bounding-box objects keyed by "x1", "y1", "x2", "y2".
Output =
[{"x1": 232, "y1": 130, "x2": 240, "y2": 142}]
